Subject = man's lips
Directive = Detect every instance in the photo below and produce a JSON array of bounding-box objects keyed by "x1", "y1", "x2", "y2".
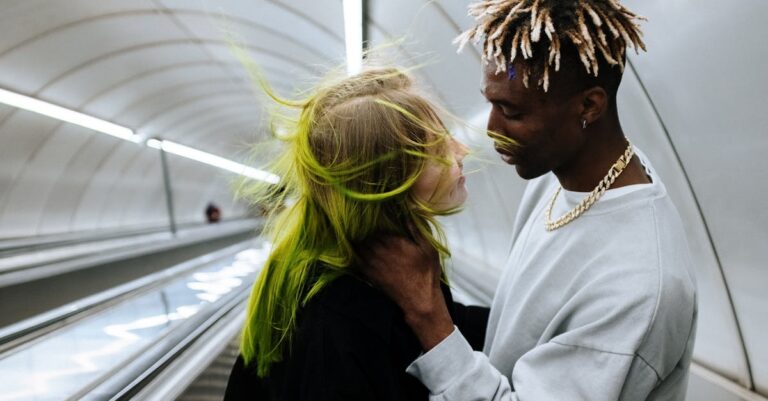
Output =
[
  {"x1": 494, "y1": 145, "x2": 516, "y2": 157},
  {"x1": 494, "y1": 145, "x2": 520, "y2": 164}
]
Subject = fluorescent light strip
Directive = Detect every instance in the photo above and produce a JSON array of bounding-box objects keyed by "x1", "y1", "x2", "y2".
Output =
[
  {"x1": 148, "y1": 139, "x2": 280, "y2": 184},
  {"x1": 0, "y1": 87, "x2": 278, "y2": 184},
  {"x1": 343, "y1": 0, "x2": 363, "y2": 76},
  {"x1": 0, "y1": 87, "x2": 137, "y2": 142}
]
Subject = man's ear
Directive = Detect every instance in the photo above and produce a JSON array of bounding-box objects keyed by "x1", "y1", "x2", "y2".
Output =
[{"x1": 580, "y1": 86, "x2": 608, "y2": 125}]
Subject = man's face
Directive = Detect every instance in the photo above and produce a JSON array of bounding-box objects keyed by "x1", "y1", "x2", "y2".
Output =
[{"x1": 481, "y1": 62, "x2": 585, "y2": 180}]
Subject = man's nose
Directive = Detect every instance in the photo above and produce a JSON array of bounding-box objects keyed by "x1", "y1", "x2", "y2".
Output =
[{"x1": 486, "y1": 110, "x2": 504, "y2": 140}]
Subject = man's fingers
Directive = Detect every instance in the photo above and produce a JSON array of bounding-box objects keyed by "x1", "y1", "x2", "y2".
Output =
[
  {"x1": 360, "y1": 234, "x2": 396, "y2": 255},
  {"x1": 402, "y1": 220, "x2": 435, "y2": 256}
]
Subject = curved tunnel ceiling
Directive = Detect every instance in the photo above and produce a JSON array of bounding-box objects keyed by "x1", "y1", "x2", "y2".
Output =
[{"x1": 0, "y1": 0, "x2": 344, "y2": 155}]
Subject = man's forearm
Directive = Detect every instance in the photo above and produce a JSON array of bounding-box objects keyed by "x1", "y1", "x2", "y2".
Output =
[{"x1": 404, "y1": 297, "x2": 455, "y2": 350}]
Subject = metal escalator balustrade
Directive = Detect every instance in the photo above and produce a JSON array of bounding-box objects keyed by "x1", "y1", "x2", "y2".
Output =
[
  {"x1": 0, "y1": 218, "x2": 261, "y2": 289},
  {"x1": 0, "y1": 239, "x2": 269, "y2": 401},
  {"x1": 174, "y1": 338, "x2": 240, "y2": 401},
  {"x1": 0, "y1": 239, "x2": 254, "y2": 355}
]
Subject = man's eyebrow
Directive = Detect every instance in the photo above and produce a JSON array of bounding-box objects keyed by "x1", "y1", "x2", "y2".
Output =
[
  {"x1": 481, "y1": 86, "x2": 524, "y2": 108},
  {"x1": 483, "y1": 93, "x2": 521, "y2": 108}
]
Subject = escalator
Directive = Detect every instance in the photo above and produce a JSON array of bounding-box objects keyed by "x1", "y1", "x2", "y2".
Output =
[
  {"x1": 174, "y1": 337, "x2": 239, "y2": 401},
  {"x1": 0, "y1": 237, "x2": 268, "y2": 401}
]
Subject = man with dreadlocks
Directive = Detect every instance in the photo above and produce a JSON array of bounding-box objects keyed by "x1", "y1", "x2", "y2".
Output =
[{"x1": 363, "y1": 1, "x2": 697, "y2": 400}]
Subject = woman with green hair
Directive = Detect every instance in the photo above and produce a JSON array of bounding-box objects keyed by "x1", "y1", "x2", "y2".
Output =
[{"x1": 224, "y1": 66, "x2": 489, "y2": 401}]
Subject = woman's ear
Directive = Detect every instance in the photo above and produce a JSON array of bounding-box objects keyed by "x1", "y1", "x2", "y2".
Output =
[{"x1": 580, "y1": 86, "x2": 608, "y2": 125}]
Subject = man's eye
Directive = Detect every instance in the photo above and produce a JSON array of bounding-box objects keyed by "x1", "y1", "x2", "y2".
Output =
[
  {"x1": 494, "y1": 104, "x2": 522, "y2": 120},
  {"x1": 500, "y1": 107, "x2": 522, "y2": 120},
  {"x1": 491, "y1": 103, "x2": 522, "y2": 120}
]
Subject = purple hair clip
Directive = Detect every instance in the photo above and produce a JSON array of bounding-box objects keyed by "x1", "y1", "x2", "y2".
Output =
[{"x1": 507, "y1": 64, "x2": 517, "y2": 81}]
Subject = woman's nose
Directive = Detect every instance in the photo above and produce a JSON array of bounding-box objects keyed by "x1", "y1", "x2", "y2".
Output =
[{"x1": 454, "y1": 139, "x2": 469, "y2": 161}]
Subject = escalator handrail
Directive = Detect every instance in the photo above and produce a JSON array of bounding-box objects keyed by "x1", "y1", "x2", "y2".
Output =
[
  {"x1": 0, "y1": 218, "x2": 262, "y2": 288},
  {"x1": 132, "y1": 303, "x2": 245, "y2": 401},
  {"x1": 0, "y1": 218, "x2": 259, "y2": 271},
  {"x1": 0, "y1": 239, "x2": 256, "y2": 355},
  {"x1": 78, "y1": 281, "x2": 251, "y2": 400},
  {"x1": 0, "y1": 225, "x2": 170, "y2": 256},
  {"x1": 0, "y1": 217, "x2": 253, "y2": 256}
]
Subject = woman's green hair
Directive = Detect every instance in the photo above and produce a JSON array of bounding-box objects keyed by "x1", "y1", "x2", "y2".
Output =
[{"x1": 238, "y1": 65, "x2": 460, "y2": 377}]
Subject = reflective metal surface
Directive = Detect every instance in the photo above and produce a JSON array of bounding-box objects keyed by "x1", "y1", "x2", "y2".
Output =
[{"x1": 0, "y1": 241, "x2": 268, "y2": 401}]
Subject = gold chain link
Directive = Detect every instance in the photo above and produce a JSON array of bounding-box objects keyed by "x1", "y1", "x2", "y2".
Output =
[{"x1": 544, "y1": 141, "x2": 634, "y2": 231}]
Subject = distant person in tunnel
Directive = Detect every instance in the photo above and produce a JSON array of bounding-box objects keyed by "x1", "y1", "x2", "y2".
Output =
[
  {"x1": 224, "y1": 67, "x2": 488, "y2": 401},
  {"x1": 362, "y1": 1, "x2": 698, "y2": 400},
  {"x1": 205, "y1": 202, "x2": 221, "y2": 223}
]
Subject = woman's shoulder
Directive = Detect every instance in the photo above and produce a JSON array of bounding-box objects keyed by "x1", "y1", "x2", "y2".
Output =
[
  {"x1": 295, "y1": 271, "x2": 424, "y2": 377},
  {"x1": 300, "y1": 272, "x2": 401, "y2": 338}
]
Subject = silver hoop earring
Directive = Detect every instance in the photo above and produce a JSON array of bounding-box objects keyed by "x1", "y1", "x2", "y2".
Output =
[{"x1": 582, "y1": 119, "x2": 587, "y2": 129}]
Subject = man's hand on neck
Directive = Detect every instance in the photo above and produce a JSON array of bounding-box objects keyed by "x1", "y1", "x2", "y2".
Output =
[{"x1": 360, "y1": 234, "x2": 455, "y2": 351}]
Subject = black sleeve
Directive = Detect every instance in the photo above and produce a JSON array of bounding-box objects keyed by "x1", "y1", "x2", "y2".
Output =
[{"x1": 450, "y1": 303, "x2": 490, "y2": 351}]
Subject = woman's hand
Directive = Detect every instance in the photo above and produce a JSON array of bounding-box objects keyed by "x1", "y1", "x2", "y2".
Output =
[{"x1": 360, "y1": 234, "x2": 455, "y2": 350}]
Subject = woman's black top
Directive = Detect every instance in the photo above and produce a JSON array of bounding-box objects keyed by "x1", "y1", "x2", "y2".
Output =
[{"x1": 224, "y1": 273, "x2": 489, "y2": 401}]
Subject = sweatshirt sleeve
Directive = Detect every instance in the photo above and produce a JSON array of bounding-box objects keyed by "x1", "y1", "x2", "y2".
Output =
[
  {"x1": 406, "y1": 327, "x2": 517, "y2": 401},
  {"x1": 406, "y1": 327, "x2": 659, "y2": 401}
]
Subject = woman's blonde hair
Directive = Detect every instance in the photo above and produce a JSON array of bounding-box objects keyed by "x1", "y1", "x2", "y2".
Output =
[{"x1": 239, "y1": 66, "x2": 457, "y2": 376}]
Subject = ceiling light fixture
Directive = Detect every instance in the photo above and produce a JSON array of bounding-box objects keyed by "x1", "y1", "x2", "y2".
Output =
[
  {"x1": 0, "y1": 86, "x2": 278, "y2": 184},
  {"x1": 343, "y1": 0, "x2": 363, "y2": 76},
  {"x1": 0, "y1": 87, "x2": 138, "y2": 142},
  {"x1": 147, "y1": 139, "x2": 280, "y2": 184}
]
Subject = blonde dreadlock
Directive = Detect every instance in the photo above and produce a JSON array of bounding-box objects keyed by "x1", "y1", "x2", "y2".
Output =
[{"x1": 454, "y1": 0, "x2": 646, "y2": 91}]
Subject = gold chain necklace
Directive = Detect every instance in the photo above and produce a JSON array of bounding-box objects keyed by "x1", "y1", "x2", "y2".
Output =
[{"x1": 544, "y1": 141, "x2": 634, "y2": 231}]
